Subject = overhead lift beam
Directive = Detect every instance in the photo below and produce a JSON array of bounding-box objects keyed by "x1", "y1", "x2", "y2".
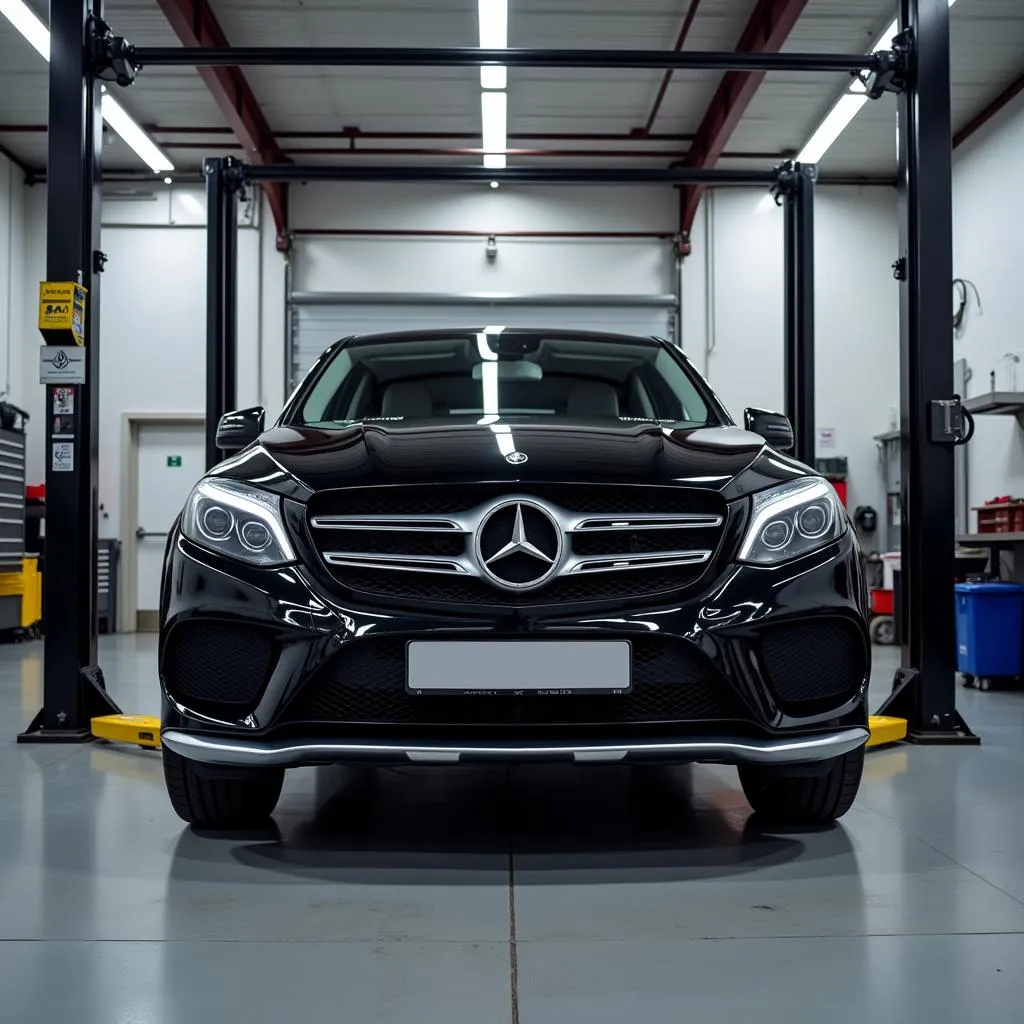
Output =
[
  {"x1": 153, "y1": 0, "x2": 290, "y2": 250},
  {"x1": 679, "y1": 0, "x2": 812, "y2": 240},
  {"x1": 125, "y1": 46, "x2": 877, "y2": 73}
]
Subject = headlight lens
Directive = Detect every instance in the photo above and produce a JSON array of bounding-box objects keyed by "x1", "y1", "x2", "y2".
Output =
[
  {"x1": 180, "y1": 478, "x2": 296, "y2": 567},
  {"x1": 737, "y1": 478, "x2": 846, "y2": 565}
]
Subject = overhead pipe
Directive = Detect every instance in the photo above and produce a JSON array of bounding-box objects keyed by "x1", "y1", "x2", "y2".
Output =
[{"x1": 291, "y1": 228, "x2": 677, "y2": 239}]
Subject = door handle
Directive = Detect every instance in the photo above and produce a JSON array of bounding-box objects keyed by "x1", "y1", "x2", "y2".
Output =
[{"x1": 136, "y1": 527, "x2": 169, "y2": 540}]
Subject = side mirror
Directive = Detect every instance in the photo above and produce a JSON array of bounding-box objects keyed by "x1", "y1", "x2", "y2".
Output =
[
  {"x1": 744, "y1": 407, "x2": 794, "y2": 451},
  {"x1": 215, "y1": 406, "x2": 265, "y2": 452}
]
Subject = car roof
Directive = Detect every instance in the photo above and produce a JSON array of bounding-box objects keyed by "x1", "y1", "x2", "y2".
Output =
[{"x1": 340, "y1": 327, "x2": 669, "y2": 346}]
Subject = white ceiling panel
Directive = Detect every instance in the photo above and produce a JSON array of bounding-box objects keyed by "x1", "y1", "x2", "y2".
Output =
[{"x1": 0, "y1": 0, "x2": 1020, "y2": 180}]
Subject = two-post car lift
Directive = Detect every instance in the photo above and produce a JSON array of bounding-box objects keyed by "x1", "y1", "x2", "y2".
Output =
[{"x1": 18, "y1": 0, "x2": 975, "y2": 748}]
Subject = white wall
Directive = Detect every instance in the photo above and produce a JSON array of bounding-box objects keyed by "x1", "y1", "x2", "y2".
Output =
[
  {"x1": 17, "y1": 185, "x2": 266, "y2": 540},
  {"x1": 9, "y1": 176, "x2": 904, "y2": 553},
  {"x1": 289, "y1": 182, "x2": 678, "y2": 298},
  {"x1": 683, "y1": 186, "x2": 901, "y2": 521},
  {"x1": 0, "y1": 153, "x2": 28, "y2": 409},
  {"x1": 952, "y1": 91, "x2": 1024, "y2": 519}
]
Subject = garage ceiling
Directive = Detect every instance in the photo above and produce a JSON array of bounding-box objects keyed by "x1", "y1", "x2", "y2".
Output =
[{"x1": 1, "y1": 0, "x2": 1023, "y2": 185}]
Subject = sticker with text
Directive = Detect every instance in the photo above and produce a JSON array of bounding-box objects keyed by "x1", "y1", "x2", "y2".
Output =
[{"x1": 52, "y1": 442, "x2": 74, "y2": 472}]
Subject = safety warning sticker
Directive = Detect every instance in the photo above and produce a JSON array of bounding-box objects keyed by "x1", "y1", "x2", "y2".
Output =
[
  {"x1": 52, "y1": 442, "x2": 74, "y2": 472},
  {"x1": 53, "y1": 387, "x2": 74, "y2": 415}
]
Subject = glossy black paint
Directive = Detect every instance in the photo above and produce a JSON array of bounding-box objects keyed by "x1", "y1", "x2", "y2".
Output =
[
  {"x1": 162, "y1": 330, "x2": 870, "y2": 761},
  {"x1": 160, "y1": 529, "x2": 869, "y2": 742},
  {"x1": 215, "y1": 406, "x2": 265, "y2": 452}
]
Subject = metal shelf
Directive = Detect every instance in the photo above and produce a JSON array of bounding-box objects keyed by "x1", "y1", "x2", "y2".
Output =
[{"x1": 963, "y1": 391, "x2": 1024, "y2": 428}]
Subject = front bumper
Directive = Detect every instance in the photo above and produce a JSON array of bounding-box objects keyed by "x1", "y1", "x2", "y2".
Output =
[
  {"x1": 159, "y1": 528, "x2": 870, "y2": 765},
  {"x1": 161, "y1": 727, "x2": 870, "y2": 768}
]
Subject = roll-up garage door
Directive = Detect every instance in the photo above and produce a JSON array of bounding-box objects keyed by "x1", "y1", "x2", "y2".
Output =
[{"x1": 287, "y1": 295, "x2": 678, "y2": 392}]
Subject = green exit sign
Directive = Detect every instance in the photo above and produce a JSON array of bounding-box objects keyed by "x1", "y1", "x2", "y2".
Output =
[{"x1": 167, "y1": 455, "x2": 182, "y2": 468}]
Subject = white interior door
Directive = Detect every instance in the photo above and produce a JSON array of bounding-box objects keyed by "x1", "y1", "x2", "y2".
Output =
[{"x1": 135, "y1": 422, "x2": 205, "y2": 630}]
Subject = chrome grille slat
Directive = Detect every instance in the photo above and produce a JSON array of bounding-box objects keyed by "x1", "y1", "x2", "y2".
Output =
[
  {"x1": 571, "y1": 514, "x2": 723, "y2": 531},
  {"x1": 311, "y1": 515, "x2": 464, "y2": 532},
  {"x1": 567, "y1": 550, "x2": 713, "y2": 574},
  {"x1": 323, "y1": 552, "x2": 471, "y2": 575}
]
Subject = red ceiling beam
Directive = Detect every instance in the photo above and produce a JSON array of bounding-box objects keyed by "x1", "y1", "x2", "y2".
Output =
[
  {"x1": 678, "y1": 0, "x2": 811, "y2": 240},
  {"x1": 642, "y1": 0, "x2": 704, "y2": 135},
  {"x1": 154, "y1": 0, "x2": 290, "y2": 249}
]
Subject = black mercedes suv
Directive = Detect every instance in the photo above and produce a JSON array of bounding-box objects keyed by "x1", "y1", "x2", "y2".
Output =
[{"x1": 159, "y1": 328, "x2": 870, "y2": 829}]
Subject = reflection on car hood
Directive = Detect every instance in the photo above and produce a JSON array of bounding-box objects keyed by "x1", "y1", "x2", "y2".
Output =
[{"x1": 211, "y1": 419, "x2": 808, "y2": 500}]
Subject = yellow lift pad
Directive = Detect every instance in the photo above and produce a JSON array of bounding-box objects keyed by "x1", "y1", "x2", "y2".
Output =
[
  {"x1": 91, "y1": 715, "x2": 161, "y2": 750},
  {"x1": 867, "y1": 715, "x2": 907, "y2": 748}
]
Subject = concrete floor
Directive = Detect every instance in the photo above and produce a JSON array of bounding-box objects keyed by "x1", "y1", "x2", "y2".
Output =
[{"x1": 2, "y1": 637, "x2": 1024, "y2": 1023}]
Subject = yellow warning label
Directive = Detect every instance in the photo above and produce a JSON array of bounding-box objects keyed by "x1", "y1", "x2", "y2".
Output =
[{"x1": 38, "y1": 281, "x2": 88, "y2": 345}]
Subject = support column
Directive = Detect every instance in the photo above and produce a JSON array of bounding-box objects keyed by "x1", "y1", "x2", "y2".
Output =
[
  {"x1": 878, "y1": 0, "x2": 976, "y2": 742},
  {"x1": 20, "y1": 0, "x2": 120, "y2": 741},
  {"x1": 205, "y1": 157, "x2": 239, "y2": 469},
  {"x1": 781, "y1": 161, "x2": 816, "y2": 466}
]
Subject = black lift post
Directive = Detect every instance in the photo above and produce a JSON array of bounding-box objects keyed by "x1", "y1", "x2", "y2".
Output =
[
  {"x1": 777, "y1": 161, "x2": 817, "y2": 467},
  {"x1": 877, "y1": 0, "x2": 977, "y2": 742},
  {"x1": 19, "y1": 0, "x2": 121, "y2": 742},
  {"x1": 204, "y1": 156, "x2": 240, "y2": 470}
]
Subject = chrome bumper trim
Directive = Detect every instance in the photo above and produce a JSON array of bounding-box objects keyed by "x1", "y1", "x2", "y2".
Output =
[{"x1": 161, "y1": 727, "x2": 869, "y2": 768}]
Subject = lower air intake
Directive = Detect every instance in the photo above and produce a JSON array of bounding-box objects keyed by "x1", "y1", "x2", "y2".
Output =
[
  {"x1": 760, "y1": 620, "x2": 866, "y2": 710},
  {"x1": 164, "y1": 621, "x2": 274, "y2": 709}
]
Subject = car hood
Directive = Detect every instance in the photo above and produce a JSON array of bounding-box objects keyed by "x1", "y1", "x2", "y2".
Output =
[{"x1": 212, "y1": 419, "x2": 810, "y2": 501}]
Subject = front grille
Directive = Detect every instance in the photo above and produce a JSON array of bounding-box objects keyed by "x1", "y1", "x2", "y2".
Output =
[
  {"x1": 164, "y1": 621, "x2": 274, "y2": 708},
  {"x1": 280, "y1": 635, "x2": 752, "y2": 727},
  {"x1": 760, "y1": 620, "x2": 866, "y2": 708},
  {"x1": 307, "y1": 483, "x2": 727, "y2": 609}
]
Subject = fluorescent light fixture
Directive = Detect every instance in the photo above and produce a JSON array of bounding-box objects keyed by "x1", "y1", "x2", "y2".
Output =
[
  {"x1": 797, "y1": 94, "x2": 868, "y2": 164},
  {"x1": 795, "y1": 0, "x2": 959, "y2": 165},
  {"x1": 101, "y1": 91, "x2": 175, "y2": 172},
  {"x1": 1, "y1": 1, "x2": 174, "y2": 172},
  {"x1": 478, "y1": 0, "x2": 507, "y2": 89},
  {"x1": 481, "y1": 90, "x2": 507, "y2": 153},
  {"x1": 484, "y1": 153, "x2": 507, "y2": 169},
  {"x1": 0, "y1": 0, "x2": 48, "y2": 58},
  {"x1": 481, "y1": 66, "x2": 507, "y2": 90}
]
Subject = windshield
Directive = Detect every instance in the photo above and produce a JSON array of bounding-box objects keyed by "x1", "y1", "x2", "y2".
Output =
[{"x1": 295, "y1": 330, "x2": 713, "y2": 427}]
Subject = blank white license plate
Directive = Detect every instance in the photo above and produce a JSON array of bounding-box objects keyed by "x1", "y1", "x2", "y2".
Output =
[{"x1": 406, "y1": 640, "x2": 632, "y2": 695}]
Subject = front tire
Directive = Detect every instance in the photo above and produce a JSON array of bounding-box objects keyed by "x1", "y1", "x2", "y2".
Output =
[
  {"x1": 163, "y1": 747, "x2": 284, "y2": 828},
  {"x1": 738, "y1": 743, "x2": 865, "y2": 825}
]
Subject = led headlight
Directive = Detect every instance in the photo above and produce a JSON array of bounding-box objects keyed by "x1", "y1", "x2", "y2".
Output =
[
  {"x1": 737, "y1": 478, "x2": 846, "y2": 565},
  {"x1": 180, "y1": 478, "x2": 296, "y2": 567}
]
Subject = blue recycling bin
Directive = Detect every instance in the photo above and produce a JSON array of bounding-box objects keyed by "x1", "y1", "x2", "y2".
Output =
[{"x1": 955, "y1": 582, "x2": 1024, "y2": 678}]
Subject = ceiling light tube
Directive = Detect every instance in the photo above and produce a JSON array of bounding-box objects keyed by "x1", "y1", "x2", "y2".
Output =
[
  {"x1": 0, "y1": 0, "x2": 48, "y2": 58},
  {"x1": 797, "y1": 94, "x2": 868, "y2": 164},
  {"x1": 101, "y1": 91, "x2": 175, "y2": 172},
  {"x1": 1, "y1": 0, "x2": 174, "y2": 172},
  {"x1": 481, "y1": 90, "x2": 507, "y2": 168},
  {"x1": 478, "y1": 0, "x2": 507, "y2": 88}
]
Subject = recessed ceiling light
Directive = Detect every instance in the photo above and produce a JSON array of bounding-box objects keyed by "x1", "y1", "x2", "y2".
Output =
[
  {"x1": 163, "y1": 176, "x2": 173, "y2": 185},
  {"x1": 489, "y1": 180, "x2": 500, "y2": 189}
]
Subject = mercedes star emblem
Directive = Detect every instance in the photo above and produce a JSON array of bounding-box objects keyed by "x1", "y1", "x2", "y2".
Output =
[
  {"x1": 505, "y1": 451, "x2": 528, "y2": 465},
  {"x1": 475, "y1": 500, "x2": 563, "y2": 591}
]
